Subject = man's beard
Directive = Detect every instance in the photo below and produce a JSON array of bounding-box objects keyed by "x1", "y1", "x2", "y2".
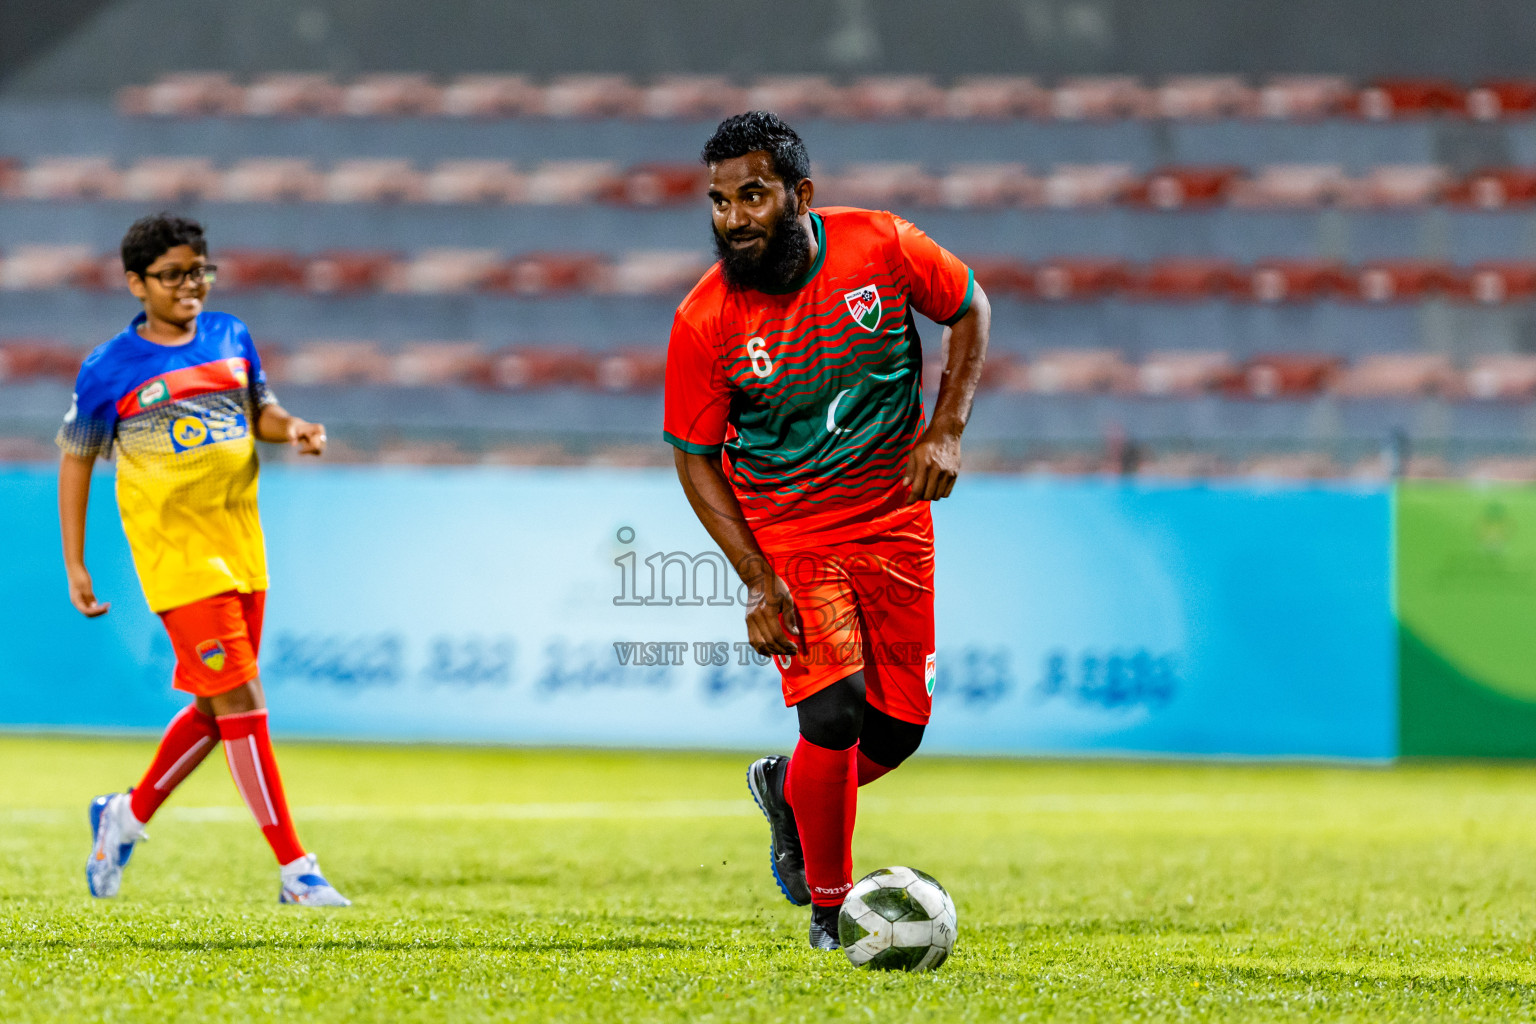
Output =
[{"x1": 712, "y1": 204, "x2": 812, "y2": 292}]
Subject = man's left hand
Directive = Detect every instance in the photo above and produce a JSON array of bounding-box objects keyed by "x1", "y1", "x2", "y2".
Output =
[{"x1": 904, "y1": 427, "x2": 962, "y2": 502}]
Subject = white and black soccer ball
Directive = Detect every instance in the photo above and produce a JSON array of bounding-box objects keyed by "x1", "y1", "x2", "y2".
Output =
[{"x1": 838, "y1": 866, "x2": 957, "y2": 971}]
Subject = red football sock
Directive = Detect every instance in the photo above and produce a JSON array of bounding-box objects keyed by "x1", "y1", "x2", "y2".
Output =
[
  {"x1": 217, "y1": 710, "x2": 305, "y2": 865},
  {"x1": 784, "y1": 735, "x2": 857, "y2": 907},
  {"x1": 856, "y1": 748, "x2": 896, "y2": 787},
  {"x1": 129, "y1": 705, "x2": 221, "y2": 823}
]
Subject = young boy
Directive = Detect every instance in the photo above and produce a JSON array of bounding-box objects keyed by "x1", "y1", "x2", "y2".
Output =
[{"x1": 59, "y1": 213, "x2": 349, "y2": 906}]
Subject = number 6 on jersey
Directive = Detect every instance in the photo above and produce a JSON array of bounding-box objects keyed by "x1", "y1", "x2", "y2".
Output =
[{"x1": 747, "y1": 336, "x2": 774, "y2": 378}]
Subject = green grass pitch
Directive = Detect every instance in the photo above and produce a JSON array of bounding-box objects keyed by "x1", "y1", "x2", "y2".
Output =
[{"x1": 2, "y1": 736, "x2": 1536, "y2": 1022}]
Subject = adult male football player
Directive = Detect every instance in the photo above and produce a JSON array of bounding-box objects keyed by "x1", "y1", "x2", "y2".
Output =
[{"x1": 664, "y1": 112, "x2": 989, "y2": 949}]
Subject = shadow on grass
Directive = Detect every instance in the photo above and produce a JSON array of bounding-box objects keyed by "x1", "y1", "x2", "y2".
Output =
[{"x1": 5, "y1": 936, "x2": 698, "y2": 954}]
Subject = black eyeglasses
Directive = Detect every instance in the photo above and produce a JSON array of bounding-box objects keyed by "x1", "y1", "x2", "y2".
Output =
[{"x1": 141, "y1": 264, "x2": 218, "y2": 287}]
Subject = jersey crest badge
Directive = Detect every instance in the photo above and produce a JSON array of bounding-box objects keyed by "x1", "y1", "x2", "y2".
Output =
[
  {"x1": 843, "y1": 285, "x2": 882, "y2": 331},
  {"x1": 196, "y1": 639, "x2": 227, "y2": 672},
  {"x1": 924, "y1": 652, "x2": 937, "y2": 695}
]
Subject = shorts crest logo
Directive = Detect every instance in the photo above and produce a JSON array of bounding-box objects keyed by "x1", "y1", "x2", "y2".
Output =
[
  {"x1": 924, "y1": 652, "x2": 937, "y2": 695},
  {"x1": 196, "y1": 639, "x2": 227, "y2": 672},
  {"x1": 844, "y1": 285, "x2": 882, "y2": 331}
]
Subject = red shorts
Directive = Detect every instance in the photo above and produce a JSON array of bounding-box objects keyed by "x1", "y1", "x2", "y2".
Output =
[
  {"x1": 766, "y1": 508, "x2": 936, "y2": 725},
  {"x1": 159, "y1": 590, "x2": 266, "y2": 697}
]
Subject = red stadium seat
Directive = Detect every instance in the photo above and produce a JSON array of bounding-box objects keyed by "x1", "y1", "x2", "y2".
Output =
[
  {"x1": 604, "y1": 251, "x2": 710, "y2": 296},
  {"x1": 269, "y1": 342, "x2": 390, "y2": 386},
  {"x1": 1462, "y1": 262, "x2": 1536, "y2": 304},
  {"x1": 0, "y1": 157, "x2": 21, "y2": 197},
  {"x1": 1347, "y1": 79, "x2": 1465, "y2": 119},
  {"x1": 964, "y1": 257, "x2": 1034, "y2": 299},
  {"x1": 0, "y1": 341, "x2": 86, "y2": 381},
  {"x1": 1345, "y1": 261, "x2": 1459, "y2": 302},
  {"x1": 339, "y1": 74, "x2": 443, "y2": 117},
  {"x1": 17, "y1": 158, "x2": 120, "y2": 201},
  {"x1": 1331, "y1": 354, "x2": 1460, "y2": 399},
  {"x1": 1041, "y1": 164, "x2": 1136, "y2": 207},
  {"x1": 1465, "y1": 457, "x2": 1536, "y2": 481},
  {"x1": 118, "y1": 73, "x2": 241, "y2": 116},
  {"x1": 1154, "y1": 76, "x2": 1256, "y2": 118},
  {"x1": 386, "y1": 249, "x2": 503, "y2": 294},
  {"x1": 120, "y1": 158, "x2": 219, "y2": 202},
  {"x1": 816, "y1": 164, "x2": 940, "y2": 207},
  {"x1": 1465, "y1": 80, "x2": 1536, "y2": 120},
  {"x1": 1256, "y1": 76, "x2": 1352, "y2": 119},
  {"x1": 744, "y1": 76, "x2": 844, "y2": 117},
  {"x1": 1236, "y1": 355, "x2": 1342, "y2": 398},
  {"x1": 489, "y1": 347, "x2": 599, "y2": 389},
  {"x1": 1127, "y1": 166, "x2": 1245, "y2": 209},
  {"x1": 1020, "y1": 349, "x2": 1134, "y2": 394},
  {"x1": 1129, "y1": 260, "x2": 1243, "y2": 300},
  {"x1": 595, "y1": 349, "x2": 668, "y2": 392},
  {"x1": 0, "y1": 245, "x2": 104, "y2": 290},
  {"x1": 1465, "y1": 355, "x2": 1536, "y2": 400},
  {"x1": 1227, "y1": 164, "x2": 1348, "y2": 207},
  {"x1": 324, "y1": 160, "x2": 426, "y2": 203},
  {"x1": 846, "y1": 76, "x2": 948, "y2": 118},
  {"x1": 1337, "y1": 165, "x2": 1452, "y2": 207},
  {"x1": 975, "y1": 353, "x2": 1028, "y2": 392},
  {"x1": 1032, "y1": 259, "x2": 1131, "y2": 300},
  {"x1": 1050, "y1": 76, "x2": 1155, "y2": 119},
  {"x1": 1135, "y1": 350, "x2": 1237, "y2": 396},
  {"x1": 522, "y1": 161, "x2": 622, "y2": 204},
  {"x1": 219, "y1": 158, "x2": 324, "y2": 202},
  {"x1": 305, "y1": 251, "x2": 398, "y2": 293},
  {"x1": 423, "y1": 160, "x2": 523, "y2": 204},
  {"x1": 605, "y1": 163, "x2": 707, "y2": 206},
  {"x1": 387, "y1": 343, "x2": 492, "y2": 387},
  {"x1": 1247, "y1": 260, "x2": 1350, "y2": 302},
  {"x1": 440, "y1": 75, "x2": 534, "y2": 117},
  {"x1": 938, "y1": 164, "x2": 1040, "y2": 208},
  {"x1": 241, "y1": 74, "x2": 342, "y2": 116},
  {"x1": 537, "y1": 75, "x2": 642, "y2": 118},
  {"x1": 487, "y1": 253, "x2": 610, "y2": 295},
  {"x1": 1241, "y1": 453, "x2": 1340, "y2": 479},
  {"x1": 215, "y1": 250, "x2": 307, "y2": 290},
  {"x1": 943, "y1": 76, "x2": 1049, "y2": 118},
  {"x1": 640, "y1": 76, "x2": 746, "y2": 119},
  {"x1": 1445, "y1": 168, "x2": 1536, "y2": 209}
]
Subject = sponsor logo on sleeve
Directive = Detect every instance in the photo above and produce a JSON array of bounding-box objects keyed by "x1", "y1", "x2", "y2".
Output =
[{"x1": 843, "y1": 285, "x2": 882, "y2": 331}]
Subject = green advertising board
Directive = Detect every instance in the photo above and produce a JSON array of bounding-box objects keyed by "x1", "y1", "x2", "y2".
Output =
[{"x1": 1398, "y1": 483, "x2": 1536, "y2": 756}]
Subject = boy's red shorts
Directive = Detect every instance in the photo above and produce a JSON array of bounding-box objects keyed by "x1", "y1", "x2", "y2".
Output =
[
  {"x1": 158, "y1": 590, "x2": 266, "y2": 698},
  {"x1": 765, "y1": 509, "x2": 936, "y2": 726}
]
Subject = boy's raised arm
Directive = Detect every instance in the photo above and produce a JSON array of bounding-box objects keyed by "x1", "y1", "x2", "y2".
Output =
[{"x1": 58, "y1": 452, "x2": 109, "y2": 617}]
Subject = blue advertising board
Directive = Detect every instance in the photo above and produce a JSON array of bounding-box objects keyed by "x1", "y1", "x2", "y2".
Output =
[{"x1": 0, "y1": 466, "x2": 1395, "y2": 758}]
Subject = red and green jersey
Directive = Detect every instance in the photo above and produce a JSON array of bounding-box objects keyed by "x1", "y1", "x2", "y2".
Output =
[{"x1": 664, "y1": 206, "x2": 974, "y2": 550}]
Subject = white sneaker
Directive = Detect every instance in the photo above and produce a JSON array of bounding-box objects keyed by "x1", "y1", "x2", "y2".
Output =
[
  {"x1": 279, "y1": 853, "x2": 351, "y2": 907},
  {"x1": 86, "y1": 792, "x2": 144, "y2": 898}
]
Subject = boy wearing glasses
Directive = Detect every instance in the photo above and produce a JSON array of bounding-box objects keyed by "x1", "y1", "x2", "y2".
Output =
[{"x1": 59, "y1": 213, "x2": 349, "y2": 906}]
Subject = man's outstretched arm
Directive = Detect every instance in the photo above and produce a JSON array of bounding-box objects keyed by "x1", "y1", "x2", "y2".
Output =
[
  {"x1": 672, "y1": 448, "x2": 800, "y2": 657},
  {"x1": 905, "y1": 283, "x2": 991, "y2": 502}
]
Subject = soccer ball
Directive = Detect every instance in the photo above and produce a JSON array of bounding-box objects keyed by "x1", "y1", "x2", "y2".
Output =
[{"x1": 838, "y1": 866, "x2": 957, "y2": 971}]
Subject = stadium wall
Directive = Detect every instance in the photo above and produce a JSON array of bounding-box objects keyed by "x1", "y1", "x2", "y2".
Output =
[{"x1": 0, "y1": 466, "x2": 1397, "y2": 758}]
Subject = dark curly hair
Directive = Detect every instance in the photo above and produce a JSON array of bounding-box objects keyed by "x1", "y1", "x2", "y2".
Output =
[
  {"x1": 120, "y1": 213, "x2": 207, "y2": 277},
  {"x1": 701, "y1": 111, "x2": 811, "y2": 187}
]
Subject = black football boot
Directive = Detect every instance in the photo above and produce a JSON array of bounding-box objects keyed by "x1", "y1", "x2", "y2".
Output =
[{"x1": 746, "y1": 755, "x2": 810, "y2": 905}]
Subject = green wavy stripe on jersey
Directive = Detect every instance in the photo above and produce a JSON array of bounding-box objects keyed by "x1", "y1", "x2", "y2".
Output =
[
  {"x1": 728, "y1": 317, "x2": 912, "y2": 382},
  {"x1": 724, "y1": 289, "x2": 906, "y2": 344}
]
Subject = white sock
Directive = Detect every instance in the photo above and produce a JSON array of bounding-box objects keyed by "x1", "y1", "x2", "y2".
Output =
[
  {"x1": 281, "y1": 853, "x2": 316, "y2": 878},
  {"x1": 115, "y1": 794, "x2": 146, "y2": 839}
]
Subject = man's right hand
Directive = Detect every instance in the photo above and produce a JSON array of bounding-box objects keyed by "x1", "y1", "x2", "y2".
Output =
[
  {"x1": 67, "y1": 566, "x2": 109, "y2": 617},
  {"x1": 745, "y1": 569, "x2": 801, "y2": 657}
]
